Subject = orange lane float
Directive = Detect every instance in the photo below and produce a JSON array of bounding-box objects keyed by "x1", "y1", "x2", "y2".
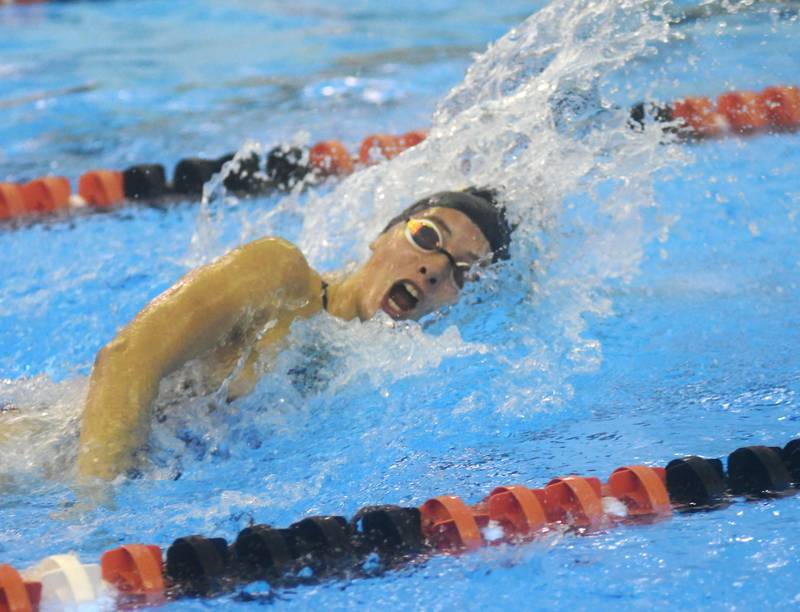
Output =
[
  {"x1": 0, "y1": 184, "x2": 26, "y2": 220},
  {"x1": 543, "y1": 476, "x2": 605, "y2": 528},
  {"x1": 100, "y1": 544, "x2": 165, "y2": 605},
  {"x1": 358, "y1": 134, "x2": 401, "y2": 165},
  {"x1": 716, "y1": 91, "x2": 770, "y2": 134},
  {"x1": 20, "y1": 176, "x2": 70, "y2": 214},
  {"x1": 358, "y1": 130, "x2": 428, "y2": 165},
  {"x1": 759, "y1": 85, "x2": 800, "y2": 130},
  {"x1": 486, "y1": 485, "x2": 548, "y2": 537},
  {"x1": 399, "y1": 129, "x2": 428, "y2": 149},
  {"x1": 419, "y1": 495, "x2": 483, "y2": 551},
  {"x1": 606, "y1": 465, "x2": 671, "y2": 517},
  {"x1": 78, "y1": 170, "x2": 124, "y2": 208},
  {"x1": 671, "y1": 96, "x2": 727, "y2": 138},
  {"x1": 0, "y1": 564, "x2": 41, "y2": 612},
  {"x1": 309, "y1": 140, "x2": 354, "y2": 177}
]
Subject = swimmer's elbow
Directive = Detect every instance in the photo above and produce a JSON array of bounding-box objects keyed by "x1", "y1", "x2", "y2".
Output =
[
  {"x1": 94, "y1": 335, "x2": 130, "y2": 363},
  {"x1": 91, "y1": 339, "x2": 126, "y2": 382},
  {"x1": 92, "y1": 345, "x2": 112, "y2": 374},
  {"x1": 91, "y1": 335, "x2": 161, "y2": 390}
]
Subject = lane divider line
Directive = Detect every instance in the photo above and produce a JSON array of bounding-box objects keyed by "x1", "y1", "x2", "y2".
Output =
[
  {"x1": 5, "y1": 438, "x2": 798, "y2": 609},
  {"x1": 3, "y1": 83, "x2": 797, "y2": 226},
  {"x1": 0, "y1": 129, "x2": 427, "y2": 224}
]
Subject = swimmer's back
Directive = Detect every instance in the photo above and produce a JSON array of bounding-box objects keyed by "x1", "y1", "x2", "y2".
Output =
[{"x1": 78, "y1": 237, "x2": 323, "y2": 479}]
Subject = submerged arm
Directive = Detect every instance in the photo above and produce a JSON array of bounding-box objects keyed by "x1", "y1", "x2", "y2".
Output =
[{"x1": 77, "y1": 238, "x2": 320, "y2": 479}]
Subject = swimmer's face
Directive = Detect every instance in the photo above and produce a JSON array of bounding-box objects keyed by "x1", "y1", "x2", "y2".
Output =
[{"x1": 359, "y1": 207, "x2": 491, "y2": 321}]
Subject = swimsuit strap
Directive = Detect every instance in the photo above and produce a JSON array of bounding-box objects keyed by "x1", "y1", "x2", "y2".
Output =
[{"x1": 321, "y1": 280, "x2": 329, "y2": 311}]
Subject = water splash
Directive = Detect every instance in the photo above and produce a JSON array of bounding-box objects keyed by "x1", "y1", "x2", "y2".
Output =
[
  {"x1": 0, "y1": 376, "x2": 86, "y2": 486},
  {"x1": 284, "y1": 0, "x2": 681, "y2": 416}
]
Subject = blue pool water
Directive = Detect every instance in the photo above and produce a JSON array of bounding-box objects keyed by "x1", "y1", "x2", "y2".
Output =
[{"x1": 1, "y1": 0, "x2": 799, "y2": 609}]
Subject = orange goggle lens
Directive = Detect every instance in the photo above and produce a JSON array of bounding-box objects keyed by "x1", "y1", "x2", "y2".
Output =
[{"x1": 405, "y1": 218, "x2": 442, "y2": 251}]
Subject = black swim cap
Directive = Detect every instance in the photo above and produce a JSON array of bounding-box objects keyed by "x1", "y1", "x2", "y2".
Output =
[{"x1": 382, "y1": 187, "x2": 513, "y2": 261}]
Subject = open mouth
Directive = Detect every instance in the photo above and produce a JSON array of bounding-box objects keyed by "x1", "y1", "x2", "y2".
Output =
[{"x1": 381, "y1": 279, "x2": 421, "y2": 319}]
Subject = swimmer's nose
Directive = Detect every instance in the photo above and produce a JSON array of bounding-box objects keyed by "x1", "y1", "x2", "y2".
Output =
[{"x1": 418, "y1": 265, "x2": 440, "y2": 287}]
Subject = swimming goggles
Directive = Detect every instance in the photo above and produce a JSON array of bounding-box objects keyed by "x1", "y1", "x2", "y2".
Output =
[{"x1": 404, "y1": 218, "x2": 477, "y2": 288}]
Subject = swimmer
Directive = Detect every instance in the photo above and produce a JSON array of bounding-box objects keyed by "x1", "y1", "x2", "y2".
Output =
[{"x1": 78, "y1": 188, "x2": 513, "y2": 479}]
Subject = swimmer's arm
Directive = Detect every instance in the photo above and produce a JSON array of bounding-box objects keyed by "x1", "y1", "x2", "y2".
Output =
[
  {"x1": 78, "y1": 238, "x2": 319, "y2": 479},
  {"x1": 222, "y1": 305, "x2": 313, "y2": 401}
]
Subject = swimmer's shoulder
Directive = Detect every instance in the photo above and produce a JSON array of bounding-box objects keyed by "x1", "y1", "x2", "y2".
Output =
[
  {"x1": 229, "y1": 236, "x2": 315, "y2": 278},
  {"x1": 234, "y1": 236, "x2": 307, "y2": 265},
  {"x1": 218, "y1": 237, "x2": 322, "y2": 304}
]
